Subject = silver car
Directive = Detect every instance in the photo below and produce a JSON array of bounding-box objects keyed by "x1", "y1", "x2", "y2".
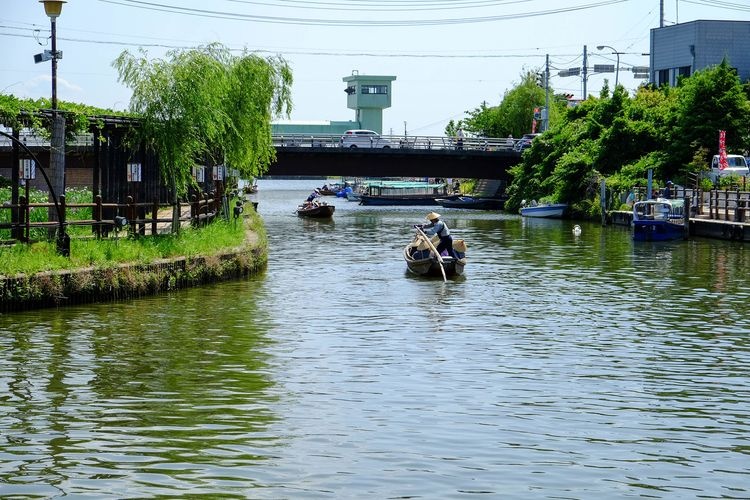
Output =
[{"x1": 340, "y1": 129, "x2": 394, "y2": 149}]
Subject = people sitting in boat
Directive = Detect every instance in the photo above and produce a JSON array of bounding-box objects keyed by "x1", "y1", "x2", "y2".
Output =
[
  {"x1": 453, "y1": 239, "x2": 467, "y2": 259},
  {"x1": 410, "y1": 238, "x2": 432, "y2": 260},
  {"x1": 419, "y1": 212, "x2": 457, "y2": 259}
]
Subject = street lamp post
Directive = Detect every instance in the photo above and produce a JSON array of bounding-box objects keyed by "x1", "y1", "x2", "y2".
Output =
[
  {"x1": 40, "y1": 1, "x2": 65, "y2": 109},
  {"x1": 40, "y1": 0, "x2": 69, "y2": 255},
  {"x1": 597, "y1": 45, "x2": 621, "y2": 88}
]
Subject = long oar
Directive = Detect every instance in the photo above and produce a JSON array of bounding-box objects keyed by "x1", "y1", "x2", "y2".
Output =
[{"x1": 416, "y1": 227, "x2": 447, "y2": 282}]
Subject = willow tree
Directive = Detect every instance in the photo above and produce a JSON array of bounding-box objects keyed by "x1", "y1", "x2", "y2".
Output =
[{"x1": 113, "y1": 43, "x2": 292, "y2": 201}]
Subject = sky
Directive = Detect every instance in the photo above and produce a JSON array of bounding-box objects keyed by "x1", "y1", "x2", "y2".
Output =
[{"x1": 2, "y1": 0, "x2": 749, "y2": 137}]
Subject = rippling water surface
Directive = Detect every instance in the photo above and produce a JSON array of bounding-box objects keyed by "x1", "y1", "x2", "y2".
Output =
[{"x1": 2, "y1": 179, "x2": 750, "y2": 498}]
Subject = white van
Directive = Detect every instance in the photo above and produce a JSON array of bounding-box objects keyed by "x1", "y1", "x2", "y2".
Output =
[
  {"x1": 339, "y1": 129, "x2": 394, "y2": 149},
  {"x1": 707, "y1": 154, "x2": 750, "y2": 182}
]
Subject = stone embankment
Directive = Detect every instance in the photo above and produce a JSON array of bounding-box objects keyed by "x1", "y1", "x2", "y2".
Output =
[{"x1": 0, "y1": 217, "x2": 267, "y2": 313}]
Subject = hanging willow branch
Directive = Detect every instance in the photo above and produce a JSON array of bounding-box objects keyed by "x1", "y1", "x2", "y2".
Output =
[{"x1": 113, "y1": 43, "x2": 293, "y2": 196}]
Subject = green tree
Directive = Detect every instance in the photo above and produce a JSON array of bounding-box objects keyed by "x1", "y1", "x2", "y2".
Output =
[
  {"x1": 113, "y1": 43, "x2": 292, "y2": 198},
  {"x1": 444, "y1": 119, "x2": 464, "y2": 138},
  {"x1": 461, "y1": 70, "x2": 547, "y2": 138},
  {"x1": 462, "y1": 101, "x2": 501, "y2": 137},
  {"x1": 666, "y1": 59, "x2": 750, "y2": 175}
]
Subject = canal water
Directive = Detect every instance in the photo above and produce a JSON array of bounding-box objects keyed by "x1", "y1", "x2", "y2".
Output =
[{"x1": 1, "y1": 179, "x2": 749, "y2": 498}]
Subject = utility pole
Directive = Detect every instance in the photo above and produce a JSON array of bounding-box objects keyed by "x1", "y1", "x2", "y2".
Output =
[
  {"x1": 582, "y1": 45, "x2": 588, "y2": 99},
  {"x1": 544, "y1": 54, "x2": 550, "y2": 132},
  {"x1": 660, "y1": 0, "x2": 664, "y2": 28}
]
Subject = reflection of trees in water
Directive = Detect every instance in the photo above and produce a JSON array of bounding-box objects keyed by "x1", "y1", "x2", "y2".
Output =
[{"x1": 0, "y1": 281, "x2": 280, "y2": 490}]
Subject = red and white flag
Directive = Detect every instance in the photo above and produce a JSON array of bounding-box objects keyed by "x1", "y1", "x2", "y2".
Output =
[{"x1": 719, "y1": 130, "x2": 728, "y2": 170}]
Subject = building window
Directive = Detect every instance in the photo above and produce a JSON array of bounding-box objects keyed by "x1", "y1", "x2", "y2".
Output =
[
  {"x1": 361, "y1": 85, "x2": 388, "y2": 95},
  {"x1": 658, "y1": 69, "x2": 669, "y2": 86},
  {"x1": 678, "y1": 66, "x2": 691, "y2": 78}
]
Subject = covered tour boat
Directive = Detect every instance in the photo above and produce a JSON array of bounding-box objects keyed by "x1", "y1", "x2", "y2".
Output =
[{"x1": 359, "y1": 180, "x2": 454, "y2": 206}]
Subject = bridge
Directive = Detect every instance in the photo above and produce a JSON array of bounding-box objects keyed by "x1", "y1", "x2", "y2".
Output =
[
  {"x1": 0, "y1": 131, "x2": 524, "y2": 183},
  {"x1": 268, "y1": 134, "x2": 523, "y2": 180}
]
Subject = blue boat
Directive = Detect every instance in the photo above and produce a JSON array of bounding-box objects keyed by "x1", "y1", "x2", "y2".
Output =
[
  {"x1": 632, "y1": 199, "x2": 685, "y2": 241},
  {"x1": 519, "y1": 202, "x2": 568, "y2": 218}
]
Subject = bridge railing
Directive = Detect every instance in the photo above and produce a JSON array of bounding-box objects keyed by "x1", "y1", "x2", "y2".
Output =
[
  {"x1": 271, "y1": 134, "x2": 518, "y2": 152},
  {"x1": 1, "y1": 130, "x2": 519, "y2": 153}
]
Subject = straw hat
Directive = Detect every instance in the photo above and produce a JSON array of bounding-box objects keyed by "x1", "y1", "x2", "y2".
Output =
[
  {"x1": 453, "y1": 239, "x2": 467, "y2": 252},
  {"x1": 425, "y1": 212, "x2": 441, "y2": 221}
]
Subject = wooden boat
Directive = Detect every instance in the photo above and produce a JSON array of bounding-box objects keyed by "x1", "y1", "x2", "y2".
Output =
[
  {"x1": 632, "y1": 198, "x2": 685, "y2": 241},
  {"x1": 296, "y1": 202, "x2": 335, "y2": 218},
  {"x1": 403, "y1": 232, "x2": 467, "y2": 278},
  {"x1": 519, "y1": 203, "x2": 568, "y2": 218},
  {"x1": 436, "y1": 196, "x2": 506, "y2": 210}
]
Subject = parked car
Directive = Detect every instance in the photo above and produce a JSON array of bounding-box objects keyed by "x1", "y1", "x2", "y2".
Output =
[
  {"x1": 706, "y1": 154, "x2": 750, "y2": 183},
  {"x1": 513, "y1": 133, "x2": 540, "y2": 152},
  {"x1": 340, "y1": 129, "x2": 394, "y2": 149}
]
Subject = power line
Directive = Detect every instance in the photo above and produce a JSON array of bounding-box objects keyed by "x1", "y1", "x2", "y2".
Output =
[
  {"x1": 680, "y1": 0, "x2": 750, "y2": 12},
  {"x1": 96, "y1": 0, "x2": 631, "y2": 26},
  {"x1": 1, "y1": 28, "x2": 583, "y2": 59},
  {"x1": 219, "y1": 0, "x2": 535, "y2": 12}
]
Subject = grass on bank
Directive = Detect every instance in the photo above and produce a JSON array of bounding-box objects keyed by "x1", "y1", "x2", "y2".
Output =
[{"x1": 0, "y1": 207, "x2": 266, "y2": 277}]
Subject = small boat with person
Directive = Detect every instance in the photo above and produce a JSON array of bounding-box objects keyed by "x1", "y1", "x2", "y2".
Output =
[
  {"x1": 403, "y1": 228, "x2": 467, "y2": 279},
  {"x1": 296, "y1": 201, "x2": 335, "y2": 218},
  {"x1": 632, "y1": 198, "x2": 685, "y2": 241}
]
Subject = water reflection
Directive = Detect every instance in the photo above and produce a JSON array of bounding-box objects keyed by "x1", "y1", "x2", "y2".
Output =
[{"x1": 0, "y1": 282, "x2": 281, "y2": 497}]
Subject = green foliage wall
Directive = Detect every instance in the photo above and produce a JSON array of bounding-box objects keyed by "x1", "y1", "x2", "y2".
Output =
[{"x1": 501, "y1": 60, "x2": 750, "y2": 212}]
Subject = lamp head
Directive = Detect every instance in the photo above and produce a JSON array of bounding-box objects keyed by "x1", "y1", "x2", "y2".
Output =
[
  {"x1": 114, "y1": 216, "x2": 128, "y2": 229},
  {"x1": 596, "y1": 45, "x2": 605, "y2": 50},
  {"x1": 40, "y1": 0, "x2": 66, "y2": 19}
]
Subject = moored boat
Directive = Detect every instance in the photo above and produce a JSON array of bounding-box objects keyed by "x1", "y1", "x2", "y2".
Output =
[
  {"x1": 359, "y1": 180, "x2": 453, "y2": 206},
  {"x1": 519, "y1": 202, "x2": 568, "y2": 218},
  {"x1": 436, "y1": 196, "x2": 506, "y2": 210},
  {"x1": 632, "y1": 198, "x2": 685, "y2": 241},
  {"x1": 296, "y1": 202, "x2": 335, "y2": 218},
  {"x1": 403, "y1": 232, "x2": 467, "y2": 278}
]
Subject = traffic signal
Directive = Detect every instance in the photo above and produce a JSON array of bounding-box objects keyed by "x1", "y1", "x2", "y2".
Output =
[{"x1": 536, "y1": 72, "x2": 546, "y2": 88}]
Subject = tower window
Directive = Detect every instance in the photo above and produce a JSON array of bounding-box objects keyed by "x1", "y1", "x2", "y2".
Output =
[{"x1": 361, "y1": 85, "x2": 388, "y2": 95}]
